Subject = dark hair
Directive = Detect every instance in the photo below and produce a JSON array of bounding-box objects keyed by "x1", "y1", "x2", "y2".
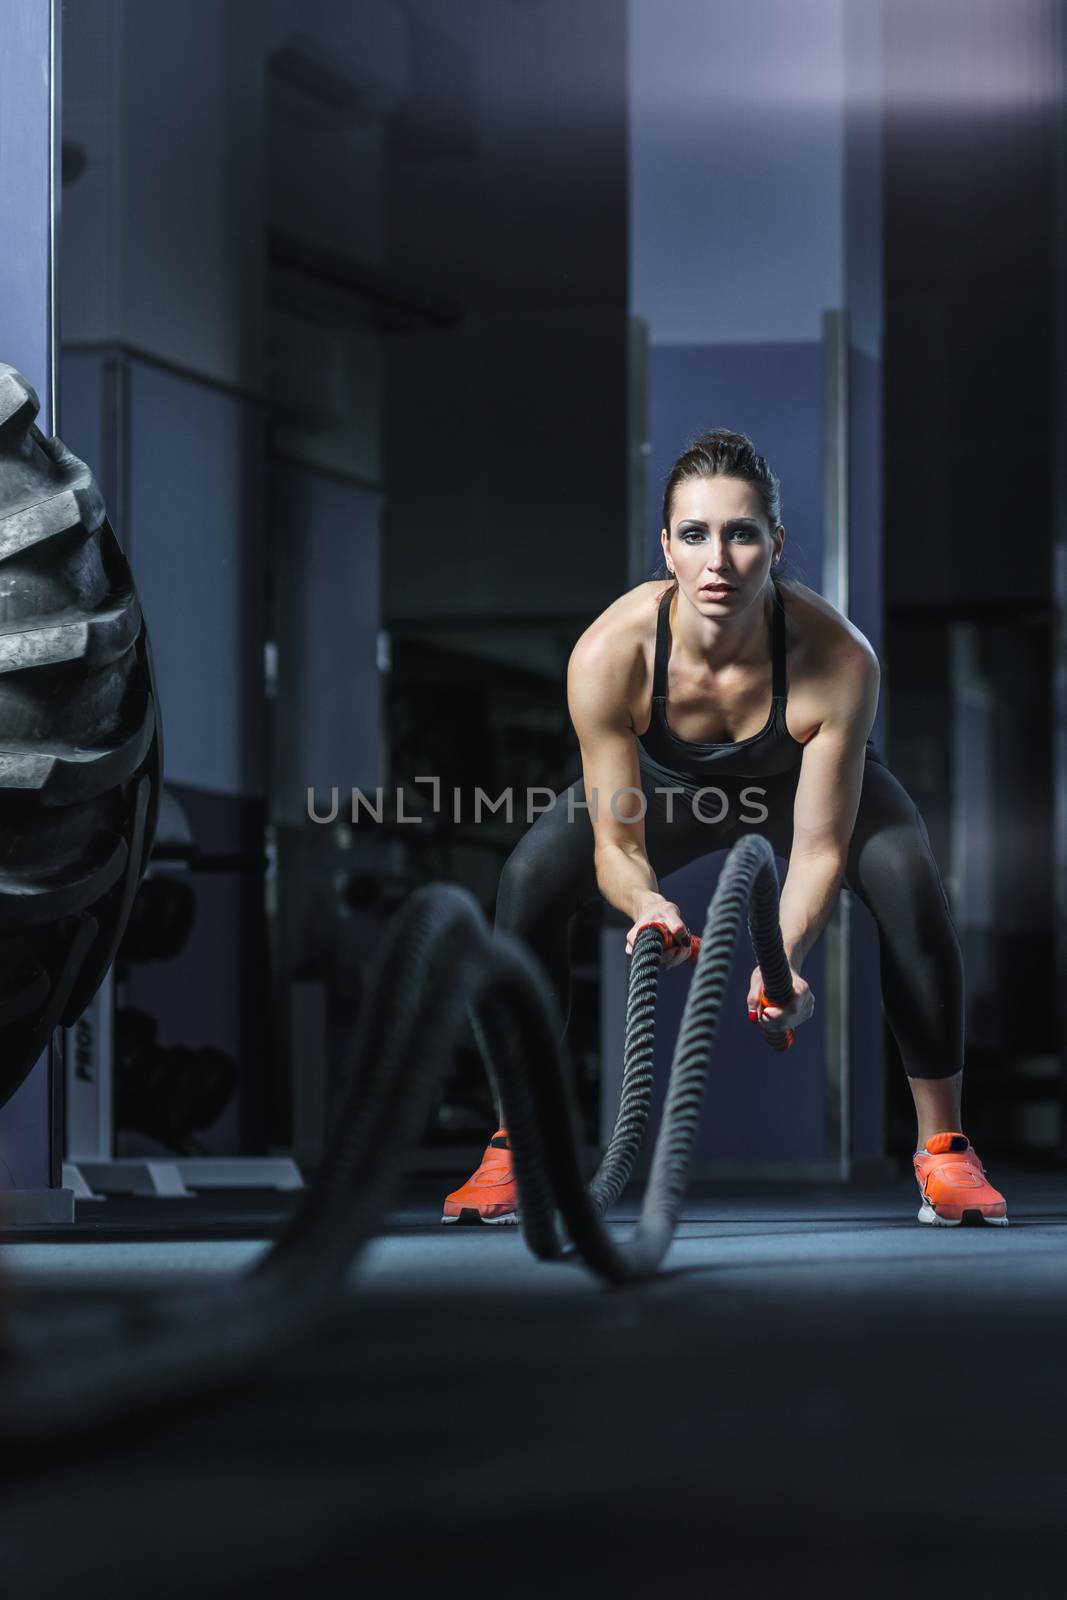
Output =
[{"x1": 649, "y1": 428, "x2": 783, "y2": 582}]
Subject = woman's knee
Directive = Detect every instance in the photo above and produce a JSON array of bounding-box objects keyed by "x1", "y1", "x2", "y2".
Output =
[
  {"x1": 494, "y1": 811, "x2": 595, "y2": 934},
  {"x1": 495, "y1": 842, "x2": 544, "y2": 929},
  {"x1": 848, "y1": 807, "x2": 954, "y2": 929}
]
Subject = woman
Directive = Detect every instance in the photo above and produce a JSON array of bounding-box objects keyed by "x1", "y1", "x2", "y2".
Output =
[{"x1": 442, "y1": 430, "x2": 1007, "y2": 1229}]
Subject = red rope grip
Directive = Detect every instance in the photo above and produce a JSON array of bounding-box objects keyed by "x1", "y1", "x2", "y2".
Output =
[
  {"x1": 633, "y1": 920, "x2": 701, "y2": 963},
  {"x1": 757, "y1": 986, "x2": 795, "y2": 1051}
]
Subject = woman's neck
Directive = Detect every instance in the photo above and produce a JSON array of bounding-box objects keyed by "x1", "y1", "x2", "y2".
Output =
[{"x1": 669, "y1": 578, "x2": 775, "y2": 673}]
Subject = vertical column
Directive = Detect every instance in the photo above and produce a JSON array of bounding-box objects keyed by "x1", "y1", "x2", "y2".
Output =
[
  {"x1": 1053, "y1": 4, "x2": 1067, "y2": 1153},
  {"x1": 821, "y1": 308, "x2": 852, "y2": 1177},
  {"x1": 0, "y1": 0, "x2": 66, "y2": 1206},
  {"x1": 600, "y1": 313, "x2": 652, "y2": 1147},
  {"x1": 0, "y1": 0, "x2": 60, "y2": 424},
  {"x1": 844, "y1": 0, "x2": 887, "y2": 1168}
]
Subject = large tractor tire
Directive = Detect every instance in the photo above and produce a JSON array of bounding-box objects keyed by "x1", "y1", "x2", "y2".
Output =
[{"x1": 0, "y1": 363, "x2": 162, "y2": 1110}]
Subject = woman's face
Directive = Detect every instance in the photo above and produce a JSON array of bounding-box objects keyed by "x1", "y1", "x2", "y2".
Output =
[{"x1": 660, "y1": 474, "x2": 782, "y2": 612}]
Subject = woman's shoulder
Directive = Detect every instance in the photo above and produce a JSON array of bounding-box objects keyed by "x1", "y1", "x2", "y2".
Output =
[
  {"x1": 777, "y1": 575, "x2": 878, "y2": 668},
  {"x1": 568, "y1": 581, "x2": 667, "y2": 715},
  {"x1": 572, "y1": 580, "x2": 672, "y2": 654},
  {"x1": 777, "y1": 577, "x2": 880, "y2": 744}
]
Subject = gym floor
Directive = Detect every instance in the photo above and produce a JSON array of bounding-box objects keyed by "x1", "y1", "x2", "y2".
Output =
[{"x1": 1, "y1": 1169, "x2": 1065, "y2": 1597}]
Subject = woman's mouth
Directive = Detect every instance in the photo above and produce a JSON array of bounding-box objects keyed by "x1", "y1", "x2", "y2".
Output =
[{"x1": 701, "y1": 583, "x2": 735, "y2": 597}]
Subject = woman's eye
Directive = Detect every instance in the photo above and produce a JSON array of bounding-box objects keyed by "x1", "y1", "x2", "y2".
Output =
[{"x1": 680, "y1": 528, "x2": 756, "y2": 544}]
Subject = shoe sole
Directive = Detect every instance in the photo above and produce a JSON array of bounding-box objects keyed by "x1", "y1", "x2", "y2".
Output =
[
  {"x1": 917, "y1": 1202, "x2": 1009, "y2": 1227},
  {"x1": 441, "y1": 1208, "x2": 520, "y2": 1226}
]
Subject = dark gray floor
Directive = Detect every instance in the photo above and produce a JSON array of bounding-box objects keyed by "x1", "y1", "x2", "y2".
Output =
[{"x1": 0, "y1": 1170, "x2": 1065, "y2": 1597}]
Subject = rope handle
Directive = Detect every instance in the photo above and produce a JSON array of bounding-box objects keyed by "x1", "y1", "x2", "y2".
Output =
[
  {"x1": 635, "y1": 922, "x2": 792, "y2": 1046},
  {"x1": 753, "y1": 985, "x2": 795, "y2": 1052},
  {"x1": 633, "y1": 918, "x2": 702, "y2": 963}
]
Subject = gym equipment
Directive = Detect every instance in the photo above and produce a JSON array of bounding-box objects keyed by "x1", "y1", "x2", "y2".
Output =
[
  {"x1": 0, "y1": 363, "x2": 162, "y2": 1110},
  {"x1": 112, "y1": 1006, "x2": 238, "y2": 1155},
  {"x1": 0, "y1": 832, "x2": 797, "y2": 1439},
  {"x1": 62, "y1": 786, "x2": 302, "y2": 1199}
]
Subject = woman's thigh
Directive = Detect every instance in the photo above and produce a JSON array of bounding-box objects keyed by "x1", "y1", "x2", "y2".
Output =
[
  {"x1": 497, "y1": 767, "x2": 733, "y2": 928},
  {"x1": 841, "y1": 757, "x2": 954, "y2": 924},
  {"x1": 494, "y1": 775, "x2": 599, "y2": 930},
  {"x1": 625, "y1": 771, "x2": 743, "y2": 885},
  {"x1": 744, "y1": 750, "x2": 950, "y2": 920}
]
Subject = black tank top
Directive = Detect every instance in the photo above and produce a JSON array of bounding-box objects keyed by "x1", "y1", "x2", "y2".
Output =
[{"x1": 635, "y1": 576, "x2": 807, "y2": 787}]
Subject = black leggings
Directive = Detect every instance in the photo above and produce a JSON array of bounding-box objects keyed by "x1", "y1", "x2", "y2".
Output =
[{"x1": 494, "y1": 753, "x2": 963, "y2": 1081}]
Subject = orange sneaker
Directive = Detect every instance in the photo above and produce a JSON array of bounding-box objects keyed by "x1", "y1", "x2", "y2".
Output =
[
  {"x1": 913, "y1": 1132, "x2": 1008, "y2": 1227},
  {"x1": 441, "y1": 1130, "x2": 519, "y2": 1225}
]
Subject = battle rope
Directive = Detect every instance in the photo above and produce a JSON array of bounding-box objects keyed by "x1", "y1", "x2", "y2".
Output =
[{"x1": 0, "y1": 834, "x2": 796, "y2": 1440}]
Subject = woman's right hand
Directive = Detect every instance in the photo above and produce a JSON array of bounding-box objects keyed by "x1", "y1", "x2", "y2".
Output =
[{"x1": 625, "y1": 897, "x2": 693, "y2": 969}]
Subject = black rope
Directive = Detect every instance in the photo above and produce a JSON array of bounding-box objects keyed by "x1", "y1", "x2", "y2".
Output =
[{"x1": 0, "y1": 834, "x2": 792, "y2": 1439}]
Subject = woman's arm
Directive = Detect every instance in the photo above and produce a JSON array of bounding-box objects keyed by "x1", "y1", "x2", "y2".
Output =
[
  {"x1": 749, "y1": 639, "x2": 880, "y2": 1032},
  {"x1": 567, "y1": 628, "x2": 693, "y2": 968},
  {"x1": 781, "y1": 640, "x2": 880, "y2": 963}
]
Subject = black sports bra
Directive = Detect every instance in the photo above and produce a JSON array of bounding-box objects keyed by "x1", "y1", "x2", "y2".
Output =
[{"x1": 635, "y1": 576, "x2": 808, "y2": 781}]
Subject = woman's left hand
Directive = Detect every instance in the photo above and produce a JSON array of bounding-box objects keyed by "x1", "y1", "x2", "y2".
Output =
[{"x1": 746, "y1": 964, "x2": 814, "y2": 1040}]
